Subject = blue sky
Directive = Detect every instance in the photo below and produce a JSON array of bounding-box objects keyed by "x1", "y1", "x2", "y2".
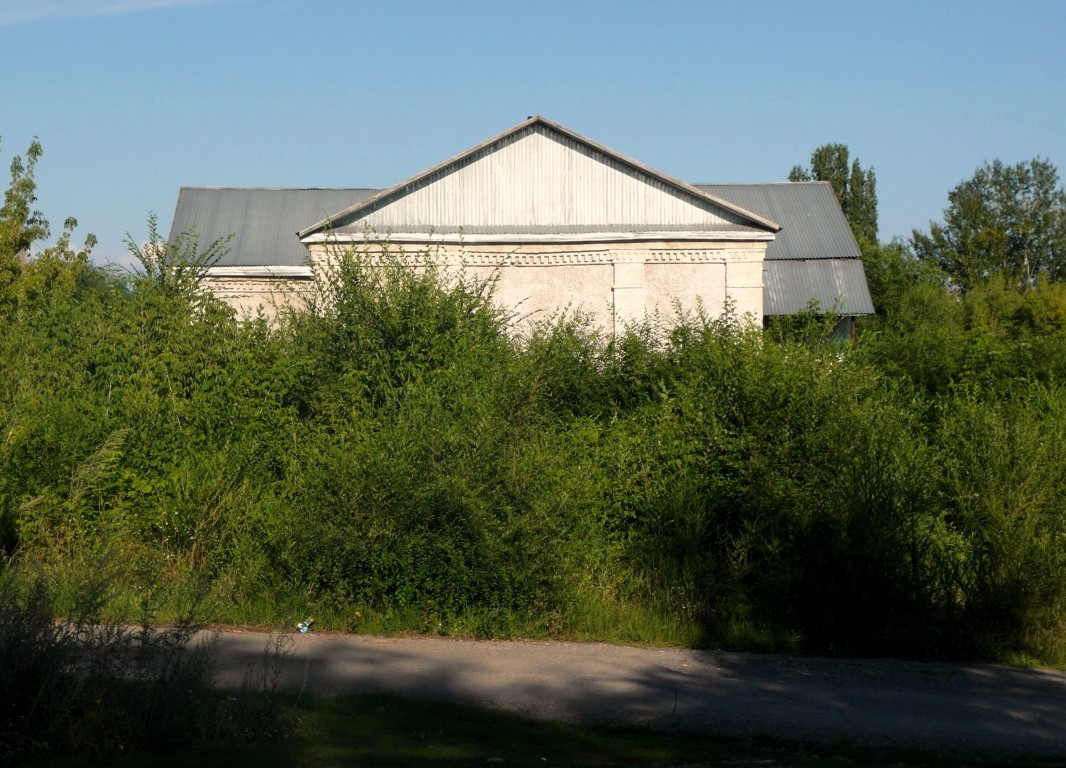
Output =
[{"x1": 2, "y1": 0, "x2": 1064, "y2": 266}]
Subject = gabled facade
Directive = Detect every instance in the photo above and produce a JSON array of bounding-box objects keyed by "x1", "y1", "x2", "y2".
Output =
[{"x1": 169, "y1": 117, "x2": 873, "y2": 329}]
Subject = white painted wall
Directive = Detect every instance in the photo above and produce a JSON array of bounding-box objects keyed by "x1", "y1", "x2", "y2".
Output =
[
  {"x1": 304, "y1": 239, "x2": 766, "y2": 333},
  {"x1": 201, "y1": 277, "x2": 313, "y2": 319},
  {"x1": 330, "y1": 127, "x2": 755, "y2": 235}
]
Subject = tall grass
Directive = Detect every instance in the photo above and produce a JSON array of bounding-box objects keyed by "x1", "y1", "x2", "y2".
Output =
[{"x1": 0, "y1": 553, "x2": 293, "y2": 765}]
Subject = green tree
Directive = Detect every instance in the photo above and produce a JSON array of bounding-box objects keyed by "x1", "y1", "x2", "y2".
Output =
[
  {"x1": 860, "y1": 238, "x2": 946, "y2": 319},
  {"x1": 790, "y1": 143, "x2": 878, "y2": 242},
  {"x1": 0, "y1": 137, "x2": 96, "y2": 316},
  {"x1": 912, "y1": 158, "x2": 1066, "y2": 291},
  {"x1": 0, "y1": 137, "x2": 49, "y2": 261}
]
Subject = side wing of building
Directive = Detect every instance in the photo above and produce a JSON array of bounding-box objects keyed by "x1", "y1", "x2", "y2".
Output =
[{"x1": 697, "y1": 182, "x2": 875, "y2": 321}]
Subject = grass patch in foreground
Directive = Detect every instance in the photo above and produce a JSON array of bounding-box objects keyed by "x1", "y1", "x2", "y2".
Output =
[
  {"x1": 47, "y1": 692, "x2": 1066, "y2": 768},
  {"x1": 194, "y1": 584, "x2": 707, "y2": 648}
]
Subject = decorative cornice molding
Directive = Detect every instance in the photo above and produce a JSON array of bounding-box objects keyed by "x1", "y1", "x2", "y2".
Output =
[
  {"x1": 305, "y1": 246, "x2": 765, "y2": 270},
  {"x1": 203, "y1": 277, "x2": 315, "y2": 294}
]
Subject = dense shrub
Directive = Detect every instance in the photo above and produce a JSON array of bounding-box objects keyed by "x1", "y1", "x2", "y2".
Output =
[{"x1": 3, "y1": 241, "x2": 1066, "y2": 663}]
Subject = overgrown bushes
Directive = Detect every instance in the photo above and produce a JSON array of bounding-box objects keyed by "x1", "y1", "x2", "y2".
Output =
[{"x1": 3, "y1": 242, "x2": 1066, "y2": 664}]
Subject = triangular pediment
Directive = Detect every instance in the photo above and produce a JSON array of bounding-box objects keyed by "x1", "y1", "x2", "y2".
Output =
[{"x1": 300, "y1": 117, "x2": 778, "y2": 240}]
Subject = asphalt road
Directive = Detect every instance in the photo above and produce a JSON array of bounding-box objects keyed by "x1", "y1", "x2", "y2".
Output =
[{"x1": 205, "y1": 629, "x2": 1066, "y2": 757}]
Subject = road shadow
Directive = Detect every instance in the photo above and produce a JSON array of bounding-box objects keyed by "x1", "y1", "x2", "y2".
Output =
[{"x1": 203, "y1": 630, "x2": 1066, "y2": 758}]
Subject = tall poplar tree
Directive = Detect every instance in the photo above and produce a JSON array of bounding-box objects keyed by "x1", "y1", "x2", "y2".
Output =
[{"x1": 790, "y1": 143, "x2": 878, "y2": 243}]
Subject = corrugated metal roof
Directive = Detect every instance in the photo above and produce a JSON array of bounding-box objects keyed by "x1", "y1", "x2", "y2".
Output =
[
  {"x1": 168, "y1": 188, "x2": 377, "y2": 266},
  {"x1": 764, "y1": 259, "x2": 874, "y2": 316},
  {"x1": 697, "y1": 183, "x2": 873, "y2": 315},
  {"x1": 170, "y1": 180, "x2": 872, "y2": 316},
  {"x1": 697, "y1": 183, "x2": 859, "y2": 261}
]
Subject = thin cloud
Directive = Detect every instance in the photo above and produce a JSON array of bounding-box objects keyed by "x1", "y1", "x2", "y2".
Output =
[{"x1": 0, "y1": 0, "x2": 235, "y2": 26}]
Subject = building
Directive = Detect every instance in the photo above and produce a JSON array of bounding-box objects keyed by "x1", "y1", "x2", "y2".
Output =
[{"x1": 169, "y1": 116, "x2": 873, "y2": 333}]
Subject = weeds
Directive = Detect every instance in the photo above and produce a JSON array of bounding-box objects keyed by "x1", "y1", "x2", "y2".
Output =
[{"x1": 0, "y1": 555, "x2": 293, "y2": 765}]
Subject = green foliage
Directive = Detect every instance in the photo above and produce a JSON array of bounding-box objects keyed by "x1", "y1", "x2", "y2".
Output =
[
  {"x1": 0, "y1": 137, "x2": 48, "y2": 261},
  {"x1": 790, "y1": 143, "x2": 878, "y2": 241},
  {"x1": 278, "y1": 246, "x2": 570, "y2": 619},
  {"x1": 4, "y1": 146, "x2": 1066, "y2": 666},
  {"x1": 858, "y1": 275, "x2": 1066, "y2": 398},
  {"x1": 858, "y1": 238, "x2": 945, "y2": 319},
  {"x1": 933, "y1": 391, "x2": 1066, "y2": 657},
  {"x1": 127, "y1": 213, "x2": 228, "y2": 300},
  {"x1": 6, "y1": 231, "x2": 1066, "y2": 663},
  {"x1": 912, "y1": 157, "x2": 1066, "y2": 290},
  {"x1": 0, "y1": 138, "x2": 96, "y2": 319}
]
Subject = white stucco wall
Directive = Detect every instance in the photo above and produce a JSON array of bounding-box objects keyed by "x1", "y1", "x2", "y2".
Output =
[
  {"x1": 304, "y1": 238, "x2": 767, "y2": 334},
  {"x1": 201, "y1": 276, "x2": 314, "y2": 319}
]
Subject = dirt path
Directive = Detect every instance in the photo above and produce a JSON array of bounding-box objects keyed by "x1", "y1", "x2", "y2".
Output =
[{"x1": 206, "y1": 629, "x2": 1066, "y2": 757}]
